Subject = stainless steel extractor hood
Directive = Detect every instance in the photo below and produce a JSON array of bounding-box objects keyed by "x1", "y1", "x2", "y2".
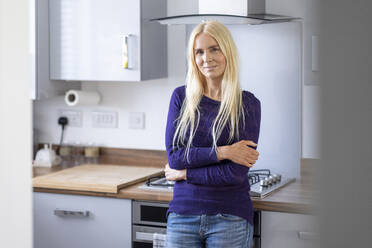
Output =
[
  {"x1": 151, "y1": 13, "x2": 299, "y2": 25},
  {"x1": 150, "y1": 0, "x2": 299, "y2": 25}
]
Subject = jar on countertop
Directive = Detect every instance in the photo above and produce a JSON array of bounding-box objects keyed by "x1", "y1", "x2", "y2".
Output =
[{"x1": 84, "y1": 143, "x2": 100, "y2": 164}]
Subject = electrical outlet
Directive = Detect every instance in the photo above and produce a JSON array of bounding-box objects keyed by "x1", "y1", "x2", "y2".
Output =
[
  {"x1": 129, "y1": 112, "x2": 145, "y2": 129},
  {"x1": 92, "y1": 111, "x2": 118, "y2": 128},
  {"x1": 58, "y1": 109, "x2": 83, "y2": 127}
]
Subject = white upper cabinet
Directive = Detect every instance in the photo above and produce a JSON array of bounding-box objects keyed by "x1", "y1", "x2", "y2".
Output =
[{"x1": 49, "y1": 0, "x2": 167, "y2": 82}]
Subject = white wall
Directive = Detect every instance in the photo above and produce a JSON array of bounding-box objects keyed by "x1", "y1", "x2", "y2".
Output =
[
  {"x1": 230, "y1": 22, "x2": 302, "y2": 178},
  {"x1": 267, "y1": 0, "x2": 321, "y2": 158},
  {"x1": 0, "y1": 0, "x2": 33, "y2": 247},
  {"x1": 34, "y1": 0, "x2": 320, "y2": 158}
]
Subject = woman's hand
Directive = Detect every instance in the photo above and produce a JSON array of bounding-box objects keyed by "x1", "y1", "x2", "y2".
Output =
[
  {"x1": 217, "y1": 140, "x2": 259, "y2": 168},
  {"x1": 164, "y1": 163, "x2": 187, "y2": 181}
]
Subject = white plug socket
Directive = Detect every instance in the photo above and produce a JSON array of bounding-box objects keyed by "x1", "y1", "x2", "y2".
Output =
[
  {"x1": 58, "y1": 109, "x2": 83, "y2": 127},
  {"x1": 92, "y1": 111, "x2": 118, "y2": 128}
]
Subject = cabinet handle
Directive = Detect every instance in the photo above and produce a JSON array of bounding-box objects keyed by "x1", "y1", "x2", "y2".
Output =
[
  {"x1": 122, "y1": 34, "x2": 133, "y2": 69},
  {"x1": 135, "y1": 231, "x2": 155, "y2": 241},
  {"x1": 54, "y1": 209, "x2": 90, "y2": 218},
  {"x1": 297, "y1": 231, "x2": 319, "y2": 240}
]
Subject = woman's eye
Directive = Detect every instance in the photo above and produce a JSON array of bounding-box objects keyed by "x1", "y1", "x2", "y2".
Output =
[
  {"x1": 211, "y1": 47, "x2": 219, "y2": 52},
  {"x1": 195, "y1": 50, "x2": 203, "y2": 55}
]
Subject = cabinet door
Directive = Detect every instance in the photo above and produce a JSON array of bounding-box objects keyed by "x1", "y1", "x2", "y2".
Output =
[
  {"x1": 33, "y1": 192, "x2": 131, "y2": 248},
  {"x1": 261, "y1": 211, "x2": 319, "y2": 248},
  {"x1": 49, "y1": 0, "x2": 141, "y2": 81}
]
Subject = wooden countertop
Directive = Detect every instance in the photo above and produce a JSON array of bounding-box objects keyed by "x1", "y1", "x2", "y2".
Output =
[{"x1": 33, "y1": 159, "x2": 317, "y2": 214}]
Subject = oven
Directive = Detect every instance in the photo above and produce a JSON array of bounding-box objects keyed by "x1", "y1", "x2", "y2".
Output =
[
  {"x1": 132, "y1": 201, "x2": 168, "y2": 248},
  {"x1": 132, "y1": 200, "x2": 262, "y2": 248}
]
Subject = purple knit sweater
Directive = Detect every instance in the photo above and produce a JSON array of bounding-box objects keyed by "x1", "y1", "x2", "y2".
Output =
[{"x1": 165, "y1": 85, "x2": 261, "y2": 225}]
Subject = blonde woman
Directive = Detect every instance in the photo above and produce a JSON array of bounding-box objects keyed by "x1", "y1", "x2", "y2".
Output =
[{"x1": 165, "y1": 21, "x2": 261, "y2": 248}]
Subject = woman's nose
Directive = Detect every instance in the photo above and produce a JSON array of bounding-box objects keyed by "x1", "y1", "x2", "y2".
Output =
[{"x1": 203, "y1": 51, "x2": 212, "y2": 62}]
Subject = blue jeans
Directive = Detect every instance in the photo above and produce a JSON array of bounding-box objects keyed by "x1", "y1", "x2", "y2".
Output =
[{"x1": 166, "y1": 212, "x2": 254, "y2": 248}]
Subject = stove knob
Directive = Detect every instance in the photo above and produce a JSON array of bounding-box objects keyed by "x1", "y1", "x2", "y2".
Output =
[
  {"x1": 271, "y1": 174, "x2": 278, "y2": 182},
  {"x1": 269, "y1": 175, "x2": 276, "y2": 183},
  {"x1": 275, "y1": 174, "x2": 282, "y2": 181},
  {"x1": 266, "y1": 178, "x2": 271, "y2": 185},
  {"x1": 259, "y1": 179, "x2": 269, "y2": 187},
  {"x1": 266, "y1": 177, "x2": 272, "y2": 185},
  {"x1": 274, "y1": 175, "x2": 279, "y2": 182}
]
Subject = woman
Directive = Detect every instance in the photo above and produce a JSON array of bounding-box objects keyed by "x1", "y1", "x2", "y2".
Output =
[{"x1": 164, "y1": 21, "x2": 261, "y2": 248}]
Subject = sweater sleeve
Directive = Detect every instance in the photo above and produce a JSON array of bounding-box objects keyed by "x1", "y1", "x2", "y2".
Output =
[
  {"x1": 186, "y1": 94, "x2": 261, "y2": 186},
  {"x1": 186, "y1": 161, "x2": 249, "y2": 186},
  {"x1": 165, "y1": 87, "x2": 220, "y2": 170}
]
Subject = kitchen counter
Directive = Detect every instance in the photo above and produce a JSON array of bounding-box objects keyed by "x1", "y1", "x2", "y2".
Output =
[
  {"x1": 118, "y1": 179, "x2": 315, "y2": 214},
  {"x1": 33, "y1": 159, "x2": 317, "y2": 215}
]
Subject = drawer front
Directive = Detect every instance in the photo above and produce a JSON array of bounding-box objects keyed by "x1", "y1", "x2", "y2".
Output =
[
  {"x1": 33, "y1": 192, "x2": 131, "y2": 248},
  {"x1": 261, "y1": 211, "x2": 318, "y2": 248}
]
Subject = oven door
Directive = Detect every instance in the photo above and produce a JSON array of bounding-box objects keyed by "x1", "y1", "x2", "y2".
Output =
[
  {"x1": 132, "y1": 225, "x2": 166, "y2": 248},
  {"x1": 132, "y1": 201, "x2": 169, "y2": 226}
]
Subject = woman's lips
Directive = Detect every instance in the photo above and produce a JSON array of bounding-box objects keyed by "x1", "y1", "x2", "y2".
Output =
[{"x1": 204, "y1": 66, "x2": 217, "y2": 71}]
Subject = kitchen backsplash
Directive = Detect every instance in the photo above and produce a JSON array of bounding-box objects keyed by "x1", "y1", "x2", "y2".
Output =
[{"x1": 34, "y1": 77, "x2": 183, "y2": 150}]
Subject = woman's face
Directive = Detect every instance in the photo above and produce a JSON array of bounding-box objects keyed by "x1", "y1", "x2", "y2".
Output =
[{"x1": 194, "y1": 33, "x2": 226, "y2": 82}]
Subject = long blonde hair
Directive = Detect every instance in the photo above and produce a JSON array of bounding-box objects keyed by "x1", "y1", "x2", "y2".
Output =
[{"x1": 173, "y1": 21, "x2": 244, "y2": 160}]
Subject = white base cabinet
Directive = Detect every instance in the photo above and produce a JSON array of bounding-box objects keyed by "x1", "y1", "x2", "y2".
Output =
[
  {"x1": 261, "y1": 211, "x2": 319, "y2": 248},
  {"x1": 33, "y1": 192, "x2": 131, "y2": 248}
]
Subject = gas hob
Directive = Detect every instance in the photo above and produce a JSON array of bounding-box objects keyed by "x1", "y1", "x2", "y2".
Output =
[{"x1": 139, "y1": 169, "x2": 295, "y2": 198}]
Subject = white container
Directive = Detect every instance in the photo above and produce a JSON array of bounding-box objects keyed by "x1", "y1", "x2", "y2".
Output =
[
  {"x1": 34, "y1": 144, "x2": 61, "y2": 167},
  {"x1": 199, "y1": 0, "x2": 265, "y2": 16}
]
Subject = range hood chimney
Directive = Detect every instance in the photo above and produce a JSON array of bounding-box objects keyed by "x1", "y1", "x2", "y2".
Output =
[{"x1": 151, "y1": 0, "x2": 299, "y2": 25}]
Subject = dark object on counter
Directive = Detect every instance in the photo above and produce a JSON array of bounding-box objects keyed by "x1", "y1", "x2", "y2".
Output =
[{"x1": 57, "y1": 116, "x2": 68, "y2": 155}]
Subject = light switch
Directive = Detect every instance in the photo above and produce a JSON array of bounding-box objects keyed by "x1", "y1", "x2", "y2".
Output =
[{"x1": 129, "y1": 112, "x2": 145, "y2": 129}]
